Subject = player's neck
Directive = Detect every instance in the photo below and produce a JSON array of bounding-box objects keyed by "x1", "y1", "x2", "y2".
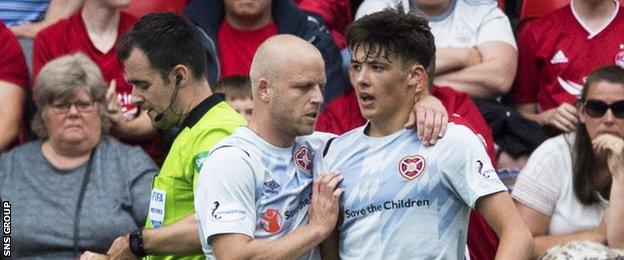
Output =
[
  {"x1": 573, "y1": 0, "x2": 617, "y2": 30},
  {"x1": 247, "y1": 115, "x2": 295, "y2": 148},
  {"x1": 367, "y1": 107, "x2": 412, "y2": 137}
]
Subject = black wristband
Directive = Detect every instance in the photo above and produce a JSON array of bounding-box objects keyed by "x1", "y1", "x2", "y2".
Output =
[{"x1": 129, "y1": 228, "x2": 147, "y2": 257}]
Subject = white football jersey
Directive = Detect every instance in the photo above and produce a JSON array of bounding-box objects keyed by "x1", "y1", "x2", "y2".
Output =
[
  {"x1": 315, "y1": 122, "x2": 507, "y2": 259},
  {"x1": 196, "y1": 127, "x2": 335, "y2": 259}
]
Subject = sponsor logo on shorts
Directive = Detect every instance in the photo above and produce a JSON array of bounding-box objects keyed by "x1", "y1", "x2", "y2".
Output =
[
  {"x1": 260, "y1": 208, "x2": 282, "y2": 233},
  {"x1": 295, "y1": 146, "x2": 312, "y2": 174},
  {"x1": 398, "y1": 155, "x2": 426, "y2": 180}
]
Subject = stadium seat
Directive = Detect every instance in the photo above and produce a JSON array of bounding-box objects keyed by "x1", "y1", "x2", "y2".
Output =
[{"x1": 122, "y1": 0, "x2": 187, "y2": 18}]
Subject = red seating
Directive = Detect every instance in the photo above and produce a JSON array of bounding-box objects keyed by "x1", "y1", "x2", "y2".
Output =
[{"x1": 122, "y1": 0, "x2": 187, "y2": 18}]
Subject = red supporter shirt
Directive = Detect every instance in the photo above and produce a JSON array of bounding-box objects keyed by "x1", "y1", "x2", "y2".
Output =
[
  {"x1": 316, "y1": 86, "x2": 499, "y2": 260},
  {"x1": 512, "y1": 4, "x2": 624, "y2": 112},
  {"x1": 0, "y1": 22, "x2": 29, "y2": 89},
  {"x1": 217, "y1": 20, "x2": 278, "y2": 77},
  {"x1": 0, "y1": 22, "x2": 30, "y2": 148},
  {"x1": 33, "y1": 11, "x2": 166, "y2": 164}
]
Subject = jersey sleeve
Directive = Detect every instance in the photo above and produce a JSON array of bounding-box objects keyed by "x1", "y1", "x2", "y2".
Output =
[
  {"x1": 195, "y1": 146, "x2": 258, "y2": 243},
  {"x1": 438, "y1": 125, "x2": 507, "y2": 208},
  {"x1": 476, "y1": 4, "x2": 517, "y2": 49},
  {"x1": 511, "y1": 136, "x2": 565, "y2": 215},
  {"x1": 191, "y1": 127, "x2": 238, "y2": 192}
]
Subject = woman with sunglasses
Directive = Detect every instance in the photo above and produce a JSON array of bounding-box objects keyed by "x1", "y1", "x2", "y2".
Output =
[
  {"x1": 0, "y1": 53, "x2": 158, "y2": 258},
  {"x1": 511, "y1": 65, "x2": 624, "y2": 258}
]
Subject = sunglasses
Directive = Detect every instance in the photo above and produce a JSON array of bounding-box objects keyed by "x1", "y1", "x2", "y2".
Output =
[{"x1": 583, "y1": 99, "x2": 624, "y2": 118}]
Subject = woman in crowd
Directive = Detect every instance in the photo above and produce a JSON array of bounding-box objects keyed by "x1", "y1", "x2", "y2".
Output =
[
  {"x1": 0, "y1": 53, "x2": 157, "y2": 258},
  {"x1": 512, "y1": 65, "x2": 624, "y2": 258}
]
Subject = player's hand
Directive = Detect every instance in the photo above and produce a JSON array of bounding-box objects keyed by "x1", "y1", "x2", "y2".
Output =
[
  {"x1": 106, "y1": 234, "x2": 137, "y2": 260},
  {"x1": 541, "y1": 103, "x2": 579, "y2": 132},
  {"x1": 80, "y1": 251, "x2": 109, "y2": 260},
  {"x1": 405, "y1": 95, "x2": 448, "y2": 146},
  {"x1": 309, "y1": 171, "x2": 344, "y2": 237},
  {"x1": 593, "y1": 133, "x2": 624, "y2": 182}
]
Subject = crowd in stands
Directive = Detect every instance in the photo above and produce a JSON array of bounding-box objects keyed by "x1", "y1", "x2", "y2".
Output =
[{"x1": 2, "y1": 0, "x2": 624, "y2": 258}]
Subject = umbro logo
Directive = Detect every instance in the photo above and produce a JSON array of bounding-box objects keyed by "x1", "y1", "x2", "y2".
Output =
[{"x1": 551, "y1": 50, "x2": 569, "y2": 64}]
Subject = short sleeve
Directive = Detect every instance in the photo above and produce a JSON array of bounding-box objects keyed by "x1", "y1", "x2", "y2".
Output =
[
  {"x1": 511, "y1": 136, "x2": 567, "y2": 216},
  {"x1": 438, "y1": 125, "x2": 507, "y2": 208},
  {"x1": 195, "y1": 146, "x2": 257, "y2": 244},
  {"x1": 476, "y1": 5, "x2": 517, "y2": 49}
]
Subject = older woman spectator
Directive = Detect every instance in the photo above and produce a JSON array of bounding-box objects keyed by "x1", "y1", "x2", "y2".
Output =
[
  {"x1": 0, "y1": 53, "x2": 157, "y2": 258},
  {"x1": 512, "y1": 65, "x2": 624, "y2": 259}
]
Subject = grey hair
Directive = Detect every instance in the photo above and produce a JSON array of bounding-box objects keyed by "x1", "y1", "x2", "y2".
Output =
[{"x1": 31, "y1": 53, "x2": 111, "y2": 139}]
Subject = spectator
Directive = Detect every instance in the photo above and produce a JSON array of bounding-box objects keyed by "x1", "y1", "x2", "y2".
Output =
[
  {"x1": 513, "y1": 66, "x2": 624, "y2": 258},
  {"x1": 184, "y1": 0, "x2": 350, "y2": 108},
  {"x1": 0, "y1": 22, "x2": 29, "y2": 152},
  {"x1": 356, "y1": 0, "x2": 517, "y2": 99},
  {"x1": 0, "y1": 0, "x2": 83, "y2": 38},
  {"x1": 317, "y1": 7, "x2": 533, "y2": 259},
  {"x1": 214, "y1": 75, "x2": 253, "y2": 121},
  {"x1": 0, "y1": 53, "x2": 157, "y2": 258},
  {"x1": 105, "y1": 13, "x2": 246, "y2": 260},
  {"x1": 33, "y1": 0, "x2": 166, "y2": 163},
  {"x1": 512, "y1": 0, "x2": 624, "y2": 134}
]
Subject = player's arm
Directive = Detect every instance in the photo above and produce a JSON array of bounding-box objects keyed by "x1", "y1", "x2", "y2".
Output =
[
  {"x1": 9, "y1": 0, "x2": 83, "y2": 38},
  {"x1": 434, "y1": 41, "x2": 517, "y2": 99},
  {"x1": 211, "y1": 172, "x2": 344, "y2": 260},
  {"x1": 476, "y1": 192, "x2": 534, "y2": 260},
  {"x1": 0, "y1": 81, "x2": 25, "y2": 152}
]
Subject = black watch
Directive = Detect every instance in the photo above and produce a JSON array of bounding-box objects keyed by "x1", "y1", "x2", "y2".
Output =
[{"x1": 129, "y1": 228, "x2": 147, "y2": 257}]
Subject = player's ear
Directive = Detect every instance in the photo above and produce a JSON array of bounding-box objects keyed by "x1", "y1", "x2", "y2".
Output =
[
  {"x1": 256, "y1": 78, "x2": 271, "y2": 102},
  {"x1": 407, "y1": 64, "x2": 427, "y2": 94}
]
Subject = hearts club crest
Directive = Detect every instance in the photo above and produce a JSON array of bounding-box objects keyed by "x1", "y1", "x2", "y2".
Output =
[{"x1": 398, "y1": 155, "x2": 426, "y2": 180}]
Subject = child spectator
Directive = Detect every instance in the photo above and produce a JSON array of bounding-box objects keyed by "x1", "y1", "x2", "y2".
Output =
[{"x1": 214, "y1": 75, "x2": 253, "y2": 121}]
